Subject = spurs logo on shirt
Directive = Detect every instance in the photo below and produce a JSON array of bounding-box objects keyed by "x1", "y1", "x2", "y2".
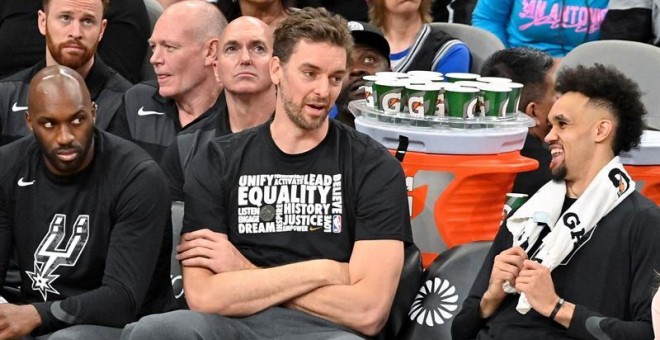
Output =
[
  {"x1": 25, "y1": 214, "x2": 90, "y2": 301},
  {"x1": 237, "y1": 174, "x2": 343, "y2": 234}
]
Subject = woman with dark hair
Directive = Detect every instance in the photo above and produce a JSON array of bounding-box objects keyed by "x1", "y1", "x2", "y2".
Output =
[
  {"x1": 369, "y1": 0, "x2": 470, "y2": 73},
  {"x1": 217, "y1": 0, "x2": 293, "y2": 27}
]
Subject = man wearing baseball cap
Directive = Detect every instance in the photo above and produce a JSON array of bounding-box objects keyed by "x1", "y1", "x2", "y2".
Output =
[{"x1": 332, "y1": 21, "x2": 391, "y2": 127}]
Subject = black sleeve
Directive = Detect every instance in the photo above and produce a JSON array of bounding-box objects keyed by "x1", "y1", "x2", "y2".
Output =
[
  {"x1": 106, "y1": 99, "x2": 132, "y2": 141},
  {"x1": 31, "y1": 162, "x2": 170, "y2": 334},
  {"x1": 182, "y1": 141, "x2": 228, "y2": 234},
  {"x1": 451, "y1": 224, "x2": 513, "y2": 340},
  {"x1": 98, "y1": 0, "x2": 150, "y2": 84},
  {"x1": 354, "y1": 149, "x2": 412, "y2": 242},
  {"x1": 0, "y1": 180, "x2": 11, "y2": 287},
  {"x1": 565, "y1": 205, "x2": 660, "y2": 340},
  {"x1": 161, "y1": 139, "x2": 185, "y2": 202},
  {"x1": 601, "y1": 8, "x2": 653, "y2": 43}
]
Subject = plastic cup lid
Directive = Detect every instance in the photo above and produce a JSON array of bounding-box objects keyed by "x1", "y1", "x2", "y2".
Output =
[
  {"x1": 479, "y1": 83, "x2": 512, "y2": 92},
  {"x1": 375, "y1": 79, "x2": 405, "y2": 87},
  {"x1": 436, "y1": 82, "x2": 463, "y2": 90},
  {"x1": 445, "y1": 72, "x2": 480, "y2": 79},
  {"x1": 375, "y1": 71, "x2": 409, "y2": 79},
  {"x1": 455, "y1": 81, "x2": 486, "y2": 88},
  {"x1": 407, "y1": 70, "x2": 444, "y2": 79},
  {"x1": 405, "y1": 78, "x2": 431, "y2": 85},
  {"x1": 507, "y1": 82, "x2": 524, "y2": 89},
  {"x1": 446, "y1": 86, "x2": 480, "y2": 93},
  {"x1": 363, "y1": 75, "x2": 379, "y2": 81},
  {"x1": 405, "y1": 83, "x2": 443, "y2": 91}
]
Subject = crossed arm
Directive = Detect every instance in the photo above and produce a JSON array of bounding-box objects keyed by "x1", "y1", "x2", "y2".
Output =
[{"x1": 180, "y1": 229, "x2": 404, "y2": 336}]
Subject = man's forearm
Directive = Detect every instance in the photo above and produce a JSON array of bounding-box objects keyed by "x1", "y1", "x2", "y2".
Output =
[
  {"x1": 285, "y1": 240, "x2": 404, "y2": 337},
  {"x1": 183, "y1": 259, "x2": 348, "y2": 316},
  {"x1": 479, "y1": 290, "x2": 506, "y2": 319},
  {"x1": 286, "y1": 280, "x2": 396, "y2": 337}
]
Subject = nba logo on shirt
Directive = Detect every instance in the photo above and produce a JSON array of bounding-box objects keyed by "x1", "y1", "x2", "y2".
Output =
[{"x1": 332, "y1": 215, "x2": 342, "y2": 233}]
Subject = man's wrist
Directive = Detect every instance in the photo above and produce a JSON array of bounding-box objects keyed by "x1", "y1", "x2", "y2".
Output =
[
  {"x1": 479, "y1": 290, "x2": 503, "y2": 319},
  {"x1": 548, "y1": 297, "x2": 565, "y2": 320}
]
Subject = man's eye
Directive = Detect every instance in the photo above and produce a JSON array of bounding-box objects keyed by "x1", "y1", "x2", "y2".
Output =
[
  {"x1": 44, "y1": 122, "x2": 53, "y2": 129},
  {"x1": 363, "y1": 56, "x2": 376, "y2": 64},
  {"x1": 72, "y1": 118, "x2": 82, "y2": 125},
  {"x1": 330, "y1": 76, "x2": 342, "y2": 86}
]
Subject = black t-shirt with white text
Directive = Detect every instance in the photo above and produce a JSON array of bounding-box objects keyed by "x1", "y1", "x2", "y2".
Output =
[{"x1": 183, "y1": 120, "x2": 413, "y2": 267}]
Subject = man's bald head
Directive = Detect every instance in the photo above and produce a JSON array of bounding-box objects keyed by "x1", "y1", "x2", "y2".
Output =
[
  {"x1": 161, "y1": 0, "x2": 228, "y2": 44},
  {"x1": 28, "y1": 65, "x2": 92, "y2": 115},
  {"x1": 221, "y1": 16, "x2": 273, "y2": 44},
  {"x1": 27, "y1": 65, "x2": 97, "y2": 176},
  {"x1": 150, "y1": 0, "x2": 228, "y2": 100},
  {"x1": 216, "y1": 16, "x2": 274, "y2": 96}
]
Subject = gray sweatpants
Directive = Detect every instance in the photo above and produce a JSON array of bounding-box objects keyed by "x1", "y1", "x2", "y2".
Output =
[
  {"x1": 121, "y1": 307, "x2": 365, "y2": 340},
  {"x1": 32, "y1": 325, "x2": 123, "y2": 339}
]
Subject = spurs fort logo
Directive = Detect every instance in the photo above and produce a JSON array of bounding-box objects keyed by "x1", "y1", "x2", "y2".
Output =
[{"x1": 26, "y1": 214, "x2": 90, "y2": 300}]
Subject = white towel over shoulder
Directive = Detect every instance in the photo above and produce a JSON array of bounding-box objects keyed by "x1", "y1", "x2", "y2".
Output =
[{"x1": 503, "y1": 156, "x2": 635, "y2": 314}]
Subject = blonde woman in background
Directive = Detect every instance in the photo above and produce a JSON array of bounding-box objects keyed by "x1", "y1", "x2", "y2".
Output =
[{"x1": 369, "y1": 0, "x2": 471, "y2": 73}]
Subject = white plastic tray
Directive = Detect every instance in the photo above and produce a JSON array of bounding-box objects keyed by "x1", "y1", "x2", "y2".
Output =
[
  {"x1": 348, "y1": 99, "x2": 535, "y2": 130},
  {"x1": 349, "y1": 100, "x2": 532, "y2": 154}
]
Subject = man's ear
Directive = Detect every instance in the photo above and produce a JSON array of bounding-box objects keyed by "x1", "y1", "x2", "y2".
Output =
[
  {"x1": 25, "y1": 112, "x2": 33, "y2": 132},
  {"x1": 270, "y1": 56, "x2": 281, "y2": 85},
  {"x1": 37, "y1": 10, "x2": 47, "y2": 36},
  {"x1": 205, "y1": 39, "x2": 219, "y2": 67},
  {"x1": 212, "y1": 60, "x2": 222, "y2": 84},
  {"x1": 91, "y1": 102, "x2": 97, "y2": 123},
  {"x1": 594, "y1": 119, "x2": 614, "y2": 143},
  {"x1": 99, "y1": 19, "x2": 108, "y2": 41},
  {"x1": 525, "y1": 101, "x2": 540, "y2": 126}
]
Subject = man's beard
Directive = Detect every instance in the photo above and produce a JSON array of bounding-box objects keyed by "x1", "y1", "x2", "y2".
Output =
[
  {"x1": 551, "y1": 162, "x2": 567, "y2": 182},
  {"x1": 37, "y1": 134, "x2": 94, "y2": 176},
  {"x1": 46, "y1": 32, "x2": 97, "y2": 70},
  {"x1": 281, "y1": 84, "x2": 329, "y2": 131}
]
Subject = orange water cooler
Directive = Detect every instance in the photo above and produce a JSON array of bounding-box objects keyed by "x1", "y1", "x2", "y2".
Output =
[
  {"x1": 621, "y1": 130, "x2": 660, "y2": 205},
  {"x1": 352, "y1": 103, "x2": 537, "y2": 267}
]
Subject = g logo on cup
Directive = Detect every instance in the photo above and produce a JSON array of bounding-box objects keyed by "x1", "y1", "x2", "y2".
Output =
[
  {"x1": 409, "y1": 97, "x2": 424, "y2": 117},
  {"x1": 465, "y1": 97, "x2": 477, "y2": 118},
  {"x1": 382, "y1": 92, "x2": 401, "y2": 114}
]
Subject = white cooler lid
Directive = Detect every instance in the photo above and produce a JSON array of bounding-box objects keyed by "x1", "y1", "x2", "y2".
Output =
[{"x1": 620, "y1": 130, "x2": 660, "y2": 165}]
